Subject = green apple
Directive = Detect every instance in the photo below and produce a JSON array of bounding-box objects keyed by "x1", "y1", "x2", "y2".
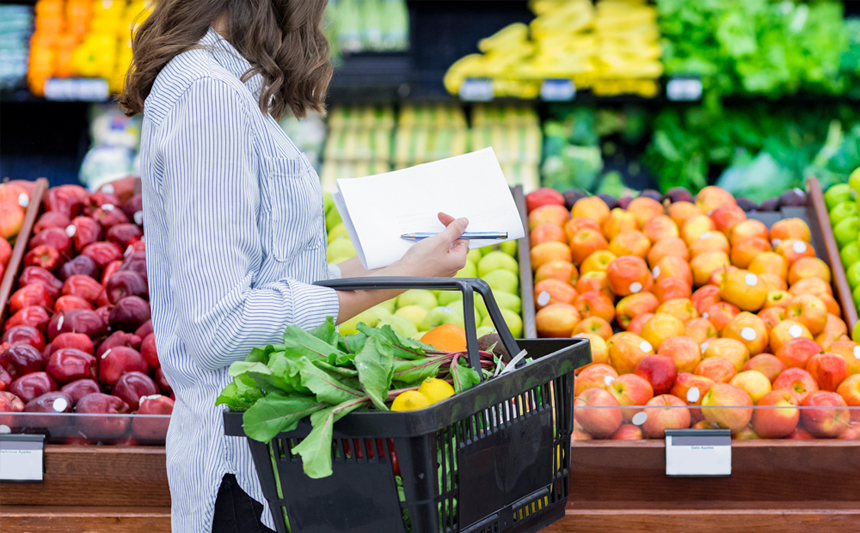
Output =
[
  {"x1": 853, "y1": 320, "x2": 860, "y2": 344},
  {"x1": 339, "y1": 306, "x2": 390, "y2": 335},
  {"x1": 455, "y1": 260, "x2": 477, "y2": 278},
  {"x1": 825, "y1": 184, "x2": 854, "y2": 212},
  {"x1": 853, "y1": 283, "x2": 860, "y2": 309},
  {"x1": 841, "y1": 242, "x2": 860, "y2": 268},
  {"x1": 478, "y1": 251, "x2": 519, "y2": 277},
  {"x1": 453, "y1": 305, "x2": 481, "y2": 329},
  {"x1": 378, "y1": 298, "x2": 397, "y2": 314},
  {"x1": 378, "y1": 314, "x2": 418, "y2": 338},
  {"x1": 846, "y1": 261, "x2": 860, "y2": 289},
  {"x1": 422, "y1": 306, "x2": 462, "y2": 330},
  {"x1": 327, "y1": 223, "x2": 350, "y2": 244},
  {"x1": 396, "y1": 289, "x2": 437, "y2": 311},
  {"x1": 476, "y1": 325, "x2": 497, "y2": 338},
  {"x1": 829, "y1": 202, "x2": 858, "y2": 228},
  {"x1": 492, "y1": 291, "x2": 522, "y2": 314},
  {"x1": 325, "y1": 205, "x2": 343, "y2": 230},
  {"x1": 483, "y1": 269, "x2": 519, "y2": 294},
  {"x1": 500, "y1": 240, "x2": 518, "y2": 256},
  {"x1": 394, "y1": 305, "x2": 428, "y2": 329},
  {"x1": 849, "y1": 167, "x2": 860, "y2": 195},
  {"x1": 323, "y1": 192, "x2": 334, "y2": 214},
  {"x1": 411, "y1": 331, "x2": 429, "y2": 342},
  {"x1": 467, "y1": 249, "x2": 482, "y2": 264},
  {"x1": 481, "y1": 308, "x2": 523, "y2": 338},
  {"x1": 438, "y1": 290, "x2": 463, "y2": 307},
  {"x1": 326, "y1": 239, "x2": 356, "y2": 264},
  {"x1": 834, "y1": 217, "x2": 860, "y2": 249}
]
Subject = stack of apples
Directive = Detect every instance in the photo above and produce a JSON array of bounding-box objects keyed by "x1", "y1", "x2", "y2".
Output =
[
  {"x1": 823, "y1": 174, "x2": 860, "y2": 328},
  {"x1": 323, "y1": 192, "x2": 525, "y2": 340},
  {"x1": 526, "y1": 186, "x2": 859, "y2": 440},
  {"x1": 0, "y1": 180, "x2": 173, "y2": 445}
]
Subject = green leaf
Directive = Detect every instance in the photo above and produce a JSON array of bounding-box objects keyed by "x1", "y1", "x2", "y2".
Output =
[
  {"x1": 309, "y1": 317, "x2": 342, "y2": 346},
  {"x1": 362, "y1": 324, "x2": 429, "y2": 360},
  {"x1": 292, "y1": 398, "x2": 365, "y2": 478},
  {"x1": 353, "y1": 335, "x2": 394, "y2": 411},
  {"x1": 312, "y1": 360, "x2": 359, "y2": 378},
  {"x1": 246, "y1": 344, "x2": 282, "y2": 364},
  {"x1": 264, "y1": 352, "x2": 311, "y2": 395},
  {"x1": 282, "y1": 324, "x2": 348, "y2": 364},
  {"x1": 215, "y1": 372, "x2": 265, "y2": 411},
  {"x1": 296, "y1": 357, "x2": 365, "y2": 405},
  {"x1": 228, "y1": 361, "x2": 272, "y2": 378},
  {"x1": 341, "y1": 332, "x2": 368, "y2": 354},
  {"x1": 391, "y1": 356, "x2": 445, "y2": 384},
  {"x1": 450, "y1": 358, "x2": 481, "y2": 394},
  {"x1": 242, "y1": 393, "x2": 325, "y2": 442}
]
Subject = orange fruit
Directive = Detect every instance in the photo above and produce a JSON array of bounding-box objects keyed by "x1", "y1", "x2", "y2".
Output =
[{"x1": 421, "y1": 324, "x2": 467, "y2": 352}]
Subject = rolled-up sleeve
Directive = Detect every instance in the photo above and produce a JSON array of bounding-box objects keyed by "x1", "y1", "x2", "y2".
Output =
[{"x1": 159, "y1": 78, "x2": 339, "y2": 372}]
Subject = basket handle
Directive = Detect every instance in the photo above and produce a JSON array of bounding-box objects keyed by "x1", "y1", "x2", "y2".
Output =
[{"x1": 314, "y1": 277, "x2": 521, "y2": 379}]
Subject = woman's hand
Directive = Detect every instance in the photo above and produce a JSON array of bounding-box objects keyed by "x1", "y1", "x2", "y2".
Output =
[{"x1": 394, "y1": 213, "x2": 469, "y2": 278}]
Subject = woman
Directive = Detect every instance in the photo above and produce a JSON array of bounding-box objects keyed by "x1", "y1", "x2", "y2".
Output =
[{"x1": 119, "y1": 1, "x2": 468, "y2": 531}]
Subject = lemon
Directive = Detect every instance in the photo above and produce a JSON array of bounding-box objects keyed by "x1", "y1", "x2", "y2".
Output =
[
  {"x1": 391, "y1": 391, "x2": 431, "y2": 411},
  {"x1": 417, "y1": 378, "x2": 455, "y2": 404}
]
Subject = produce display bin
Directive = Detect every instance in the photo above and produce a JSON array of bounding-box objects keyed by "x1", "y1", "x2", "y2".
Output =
[
  {"x1": 225, "y1": 277, "x2": 591, "y2": 533},
  {"x1": 513, "y1": 185, "x2": 537, "y2": 339}
]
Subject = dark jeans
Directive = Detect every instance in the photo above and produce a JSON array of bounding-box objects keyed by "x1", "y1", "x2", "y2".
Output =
[{"x1": 213, "y1": 474, "x2": 276, "y2": 533}]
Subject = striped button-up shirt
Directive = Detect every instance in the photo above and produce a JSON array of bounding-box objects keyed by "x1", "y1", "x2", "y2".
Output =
[{"x1": 139, "y1": 28, "x2": 340, "y2": 532}]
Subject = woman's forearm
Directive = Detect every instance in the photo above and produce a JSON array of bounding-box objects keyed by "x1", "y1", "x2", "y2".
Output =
[
  {"x1": 335, "y1": 256, "x2": 377, "y2": 278},
  {"x1": 334, "y1": 263, "x2": 409, "y2": 324}
]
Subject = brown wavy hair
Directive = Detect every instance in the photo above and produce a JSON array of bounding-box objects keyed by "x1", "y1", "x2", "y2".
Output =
[{"x1": 119, "y1": 0, "x2": 332, "y2": 120}]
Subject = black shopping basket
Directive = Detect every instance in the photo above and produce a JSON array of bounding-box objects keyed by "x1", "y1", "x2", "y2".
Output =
[{"x1": 223, "y1": 277, "x2": 591, "y2": 533}]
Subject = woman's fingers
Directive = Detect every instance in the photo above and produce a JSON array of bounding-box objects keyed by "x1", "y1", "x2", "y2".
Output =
[
  {"x1": 438, "y1": 212, "x2": 456, "y2": 226},
  {"x1": 438, "y1": 217, "x2": 469, "y2": 244}
]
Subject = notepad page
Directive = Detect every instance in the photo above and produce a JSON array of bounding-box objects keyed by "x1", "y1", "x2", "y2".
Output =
[{"x1": 335, "y1": 148, "x2": 525, "y2": 270}]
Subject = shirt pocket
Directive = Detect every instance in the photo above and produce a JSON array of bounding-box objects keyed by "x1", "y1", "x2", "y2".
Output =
[{"x1": 262, "y1": 155, "x2": 323, "y2": 262}]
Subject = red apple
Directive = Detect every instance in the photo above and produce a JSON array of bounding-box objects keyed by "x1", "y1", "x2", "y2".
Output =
[
  {"x1": 98, "y1": 346, "x2": 148, "y2": 386},
  {"x1": 0, "y1": 344, "x2": 46, "y2": 379},
  {"x1": 527, "y1": 188, "x2": 565, "y2": 213},
  {"x1": 34, "y1": 212, "x2": 71, "y2": 234},
  {"x1": 118, "y1": 251, "x2": 147, "y2": 282},
  {"x1": 140, "y1": 333, "x2": 159, "y2": 369},
  {"x1": 92, "y1": 204, "x2": 129, "y2": 230},
  {"x1": 5, "y1": 306, "x2": 52, "y2": 335},
  {"x1": 607, "y1": 373, "x2": 654, "y2": 421},
  {"x1": 574, "y1": 387, "x2": 623, "y2": 438},
  {"x1": 9, "y1": 372, "x2": 58, "y2": 403},
  {"x1": 113, "y1": 371, "x2": 159, "y2": 408},
  {"x1": 670, "y1": 372, "x2": 714, "y2": 423},
  {"x1": 29, "y1": 228, "x2": 72, "y2": 258},
  {"x1": 109, "y1": 296, "x2": 151, "y2": 333},
  {"x1": 9, "y1": 283, "x2": 53, "y2": 315},
  {"x1": 752, "y1": 390, "x2": 799, "y2": 438},
  {"x1": 61, "y1": 275, "x2": 105, "y2": 306},
  {"x1": 96, "y1": 331, "x2": 142, "y2": 358},
  {"x1": 154, "y1": 368, "x2": 172, "y2": 396},
  {"x1": 775, "y1": 337, "x2": 822, "y2": 369},
  {"x1": 47, "y1": 309, "x2": 107, "y2": 341},
  {"x1": 801, "y1": 391, "x2": 851, "y2": 438},
  {"x1": 18, "y1": 266, "x2": 63, "y2": 298},
  {"x1": 837, "y1": 374, "x2": 860, "y2": 423},
  {"x1": 106, "y1": 270, "x2": 148, "y2": 304},
  {"x1": 609, "y1": 424, "x2": 643, "y2": 440},
  {"x1": 786, "y1": 427, "x2": 816, "y2": 440},
  {"x1": 101, "y1": 260, "x2": 123, "y2": 287},
  {"x1": 106, "y1": 223, "x2": 143, "y2": 248},
  {"x1": 132, "y1": 394, "x2": 174, "y2": 441},
  {"x1": 743, "y1": 354, "x2": 785, "y2": 382},
  {"x1": 806, "y1": 353, "x2": 848, "y2": 392},
  {"x1": 59, "y1": 379, "x2": 101, "y2": 404},
  {"x1": 54, "y1": 295, "x2": 94, "y2": 313},
  {"x1": 49, "y1": 333, "x2": 94, "y2": 355},
  {"x1": 135, "y1": 320, "x2": 154, "y2": 340},
  {"x1": 634, "y1": 354, "x2": 678, "y2": 395},
  {"x1": 67, "y1": 216, "x2": 102, "y2": 252},
  {"x1": 43, "y1": 185, "x2": 85, "y2": 218},
  {"x1": 58, "y1": 255, "x2": 100, "y2": 281},
  {"x1": 641, "y1": 394, "x2": 691, "y2": 438},
  {"x1": 2, "y1": 325, "x2": 46, "y2": 351},
  {"x1": 23, "y1": 391, "x2": 73, "y2": 431},
  {"x1": 24, "y1": 245, "x2": 62, "y2": 271},
  {"x1": 773, "y1": 367, "x2": 819, "y2": 404},
  {"x1": 0, "y1": 391, "x2": 25, "y2": 427},
  {"x1": 82, "y1": 241, "x2": 123, "y2": 269},
  {"x1": 75, "y1": 392, "x2": 131, "y2": 439},
  {"x1": 46, "y1": 348, "x2": 97, "y2": 384}
]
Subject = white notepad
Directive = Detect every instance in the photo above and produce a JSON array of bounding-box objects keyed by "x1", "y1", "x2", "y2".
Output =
[{"x1": 333, "y1": 148, "x2": 525, "y2": 270}]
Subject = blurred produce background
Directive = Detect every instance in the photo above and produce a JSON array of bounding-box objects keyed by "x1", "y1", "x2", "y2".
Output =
[{"x1": 2, "y1": 0, "x2": 860, "y2": 205}]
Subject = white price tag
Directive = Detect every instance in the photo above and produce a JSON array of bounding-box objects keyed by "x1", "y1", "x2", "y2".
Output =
[
  {"x1": 0, "y1": 435, "x2": 45, "y2": 482},
  {"x1": 665, "y1": 429, "x2": 731, "y2": 477},
  {"x1": 459, "y1": 78, "x2": 494, "y2": 102},
  {"x1": 44, "y1": 78, "x2": 110, "y2": 101},
  {"x1": 541, "y1": 79, "x2": 576, "y2": 101},
  {"x1": 666, "y1": 77, "x2": 703, "y2": 102}
]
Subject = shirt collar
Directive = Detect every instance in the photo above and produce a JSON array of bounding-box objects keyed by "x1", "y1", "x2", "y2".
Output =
[{"x1": 199, "y1": 27, "x2": 264, "y2": 100}]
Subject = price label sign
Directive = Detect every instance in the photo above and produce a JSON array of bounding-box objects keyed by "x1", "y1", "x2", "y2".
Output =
[
  {"x1": 0, "y1": 434, "x2": 45, "y2": 483},
  {"x1": 459, "y1": 78, "x2": 494, "y2": 102},
  {"x1": 665, "y1": 429, "x2": 731, "y2": 477},
  {"x1": 44, "y1": 78, "x2": 110, "y2": 102},
  {"x1": 666, "y1": 77, "x2": 703, "y2": 102},
  {"x1": 541, "y1": 79, "x2": 576, "y2": 102}
]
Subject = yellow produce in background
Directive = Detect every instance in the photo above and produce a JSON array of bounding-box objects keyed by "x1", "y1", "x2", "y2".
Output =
[{"x1": 445, "y1": 0, "x2": 663, "y2": 99}]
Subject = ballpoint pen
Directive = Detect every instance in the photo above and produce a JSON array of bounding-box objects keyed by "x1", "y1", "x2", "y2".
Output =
[{"x1": 400, "y1": 231, "x2": 508, "y2": 241}]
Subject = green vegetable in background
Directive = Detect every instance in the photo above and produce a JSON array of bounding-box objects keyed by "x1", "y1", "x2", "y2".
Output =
[{"x1": 218, "y1": 318, "x2": 493, "y2": 479}]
